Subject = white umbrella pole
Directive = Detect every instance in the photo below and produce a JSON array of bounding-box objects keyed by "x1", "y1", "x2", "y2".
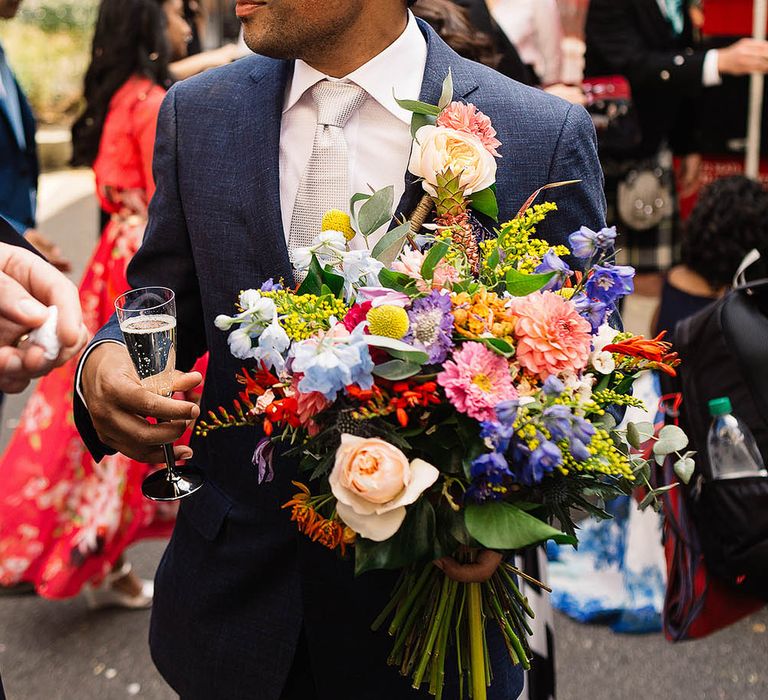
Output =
[{"x1": 746, "y1": 0, "x2": 768, "y2": 179}]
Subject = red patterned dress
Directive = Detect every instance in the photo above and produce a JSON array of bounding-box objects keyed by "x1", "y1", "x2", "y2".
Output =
[{"x1": 0, "y1": 76, "x2": 196, "y2": 599}]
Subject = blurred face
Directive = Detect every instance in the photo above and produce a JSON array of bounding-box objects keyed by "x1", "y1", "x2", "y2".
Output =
[
  {"x1": 236, "y1": 0, "x2": 365, "y2": 61},
  {"x1": 164, "y1": 0, "x2": 192, "y2": 61},
  {"x1": 0, "y1": 0, "x2": 22, "y2": 20}
]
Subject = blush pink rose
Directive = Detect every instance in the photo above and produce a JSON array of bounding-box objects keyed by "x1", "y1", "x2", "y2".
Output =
[{"x1": 330, "y1": 435, "x2": 439, "y2": 541}]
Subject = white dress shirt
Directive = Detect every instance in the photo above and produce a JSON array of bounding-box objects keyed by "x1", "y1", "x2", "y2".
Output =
[
  {"x1": 487, "y1": 0, "x2": 564, "y2": 86},
  {"x1": 280, "y1": 10, "x2": 427, "y2": 250}
]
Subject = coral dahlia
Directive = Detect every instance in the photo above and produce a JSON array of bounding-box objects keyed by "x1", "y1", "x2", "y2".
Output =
[{"x1": 508, "y1": 291, "x2": 592, "y2": 380}]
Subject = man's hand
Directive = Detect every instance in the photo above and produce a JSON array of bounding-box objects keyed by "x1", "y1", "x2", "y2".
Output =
[
  {"x1": 81, "y1": 342, "x2": 202, "y2": 463},
  {"x1": 0, "y1": 242, "x2": 87, "y2": 393},
  {"x1": 719, "y1": 39, "x2": 768, "y2": 77},
  {"x1": 434, "y1": 550, "x2": 504, "y2": 583}
]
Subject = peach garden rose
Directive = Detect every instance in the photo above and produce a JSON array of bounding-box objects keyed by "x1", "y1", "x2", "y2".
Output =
[
  {"x1": 408, "y1": 125, "x2": 497, "y2": 198},
  {"x1": 329, "y1": 435, "x2": 439, "y2": 541}
]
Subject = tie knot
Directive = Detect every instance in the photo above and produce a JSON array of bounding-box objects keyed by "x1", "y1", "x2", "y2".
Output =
[{"x1": 311, "y1": 80, "x2": 367, "y2": 129}]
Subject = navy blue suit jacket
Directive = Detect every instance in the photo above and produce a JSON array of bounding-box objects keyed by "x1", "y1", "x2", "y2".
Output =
[
  {"x1": 75, "y1": 21, "x2": 605, "y2": 700},
  {"x1": 0, "y1": 70, "x2": 38, "y2": 232}
]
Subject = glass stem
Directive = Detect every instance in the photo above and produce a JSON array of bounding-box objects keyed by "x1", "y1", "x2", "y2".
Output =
[{"x1": 162, "y1": 442, "x2": 177, "y2": 480}]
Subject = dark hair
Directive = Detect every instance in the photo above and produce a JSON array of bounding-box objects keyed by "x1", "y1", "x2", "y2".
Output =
[
  {"x1": 411, "y1": 0, "x2": 500, "y2": 67},
  {"x1": 71, "y1": 0, "x2": 172, "y2": 167},
  {"x1": 682, "y1": 175, "x2": 768, "y2": 290}
]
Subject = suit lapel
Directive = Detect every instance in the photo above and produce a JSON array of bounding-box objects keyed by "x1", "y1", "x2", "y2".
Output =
[
  {"x1": 240, "y1": 58, "x2": 296, "y2": 286},
  {"x1": 392, "y1": 21, "x2": 479, "y2": 225}
]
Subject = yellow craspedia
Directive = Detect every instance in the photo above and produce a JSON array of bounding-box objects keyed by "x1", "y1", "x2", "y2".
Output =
[
  {"x1": 322, "y1": 209, "x2": 356, "y2": 242},
  {"x1": 366, "y1": 305, "x2": 410, "y2": 339}
]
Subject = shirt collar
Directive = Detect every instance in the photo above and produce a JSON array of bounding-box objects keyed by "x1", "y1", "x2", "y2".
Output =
[{"x1": 283, "y1": 11, "x2": 427, "y2": 124}]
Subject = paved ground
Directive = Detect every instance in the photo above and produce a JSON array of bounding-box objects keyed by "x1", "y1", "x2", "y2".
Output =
[{"x1": 0, "y1": 173, "x2": 766, "y2": 700}]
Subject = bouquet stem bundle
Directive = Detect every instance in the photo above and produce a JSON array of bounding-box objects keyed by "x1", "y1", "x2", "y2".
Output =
[{"x1": 373, "y1": 557, "x2": 537, "y2": 700}]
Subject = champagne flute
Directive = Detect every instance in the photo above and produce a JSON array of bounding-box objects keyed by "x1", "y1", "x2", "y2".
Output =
[{"x1": 115, "y1": 287, "x2": 204, "y2": 501}]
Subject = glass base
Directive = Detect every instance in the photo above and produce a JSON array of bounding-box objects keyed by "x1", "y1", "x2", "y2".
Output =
[{"x1": 141, "y1": 467, "x2": 205, "y2": 502}]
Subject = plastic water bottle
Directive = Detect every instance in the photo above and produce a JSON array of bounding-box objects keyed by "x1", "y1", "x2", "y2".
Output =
[{"x1": 707, "y1": 397, "x2": 768, "y2": 480}]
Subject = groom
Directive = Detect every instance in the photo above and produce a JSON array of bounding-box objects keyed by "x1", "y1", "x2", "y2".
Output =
[{"x1": 76, "y1": 1, "x2": 605, "y2": 698}]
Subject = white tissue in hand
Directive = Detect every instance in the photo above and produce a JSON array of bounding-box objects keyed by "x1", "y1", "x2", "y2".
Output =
[{"x1": 28, "y1": 306, "x2": 60, "y2": 361}]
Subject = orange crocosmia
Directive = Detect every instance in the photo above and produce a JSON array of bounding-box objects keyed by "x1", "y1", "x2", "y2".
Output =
[
  {"x1": 281, "y1": 482, "x2": 351, "y2": 555},
  {"x1": 389, "y1": 380, "x2": 442, "y2": 427},
  {"x1": 237, "y1": 363, "x2": 280, "y2": 398},
  {"x1": 263, "y1": 396, "x2": 301, "y2": 430},
  {"x1": 603, "y1": 332, "x2": 681, "y2": 375}
]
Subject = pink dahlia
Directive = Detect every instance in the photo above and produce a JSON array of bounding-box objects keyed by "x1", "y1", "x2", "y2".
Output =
[
  {"x1": 437, "y1": 342, "x2": 517, "y2": 422},
  {"x1": 436, "y1": 102, "x2": 502, "y2": 158},
  {"x1": 509, "y1": 291, "x2": 592, "y2": 380},
  {"x1": 292, "y1": 375, "x2": 330, "y2": 424}
]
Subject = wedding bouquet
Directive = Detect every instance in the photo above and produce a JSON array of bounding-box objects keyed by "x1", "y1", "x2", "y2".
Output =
[{"x1": 201, "y1": 74, "x2": 689, "y2": 699}]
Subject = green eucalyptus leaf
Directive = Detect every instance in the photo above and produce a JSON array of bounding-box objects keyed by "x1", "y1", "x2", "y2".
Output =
[
  {"x1": 674, "y1": 457, "x2": 696, "y2": 485},
  {"x1": 349, "y1": 192, "x2": 371, "y2": 232},
  {"x1": 395, "y1": 98, "x2": 442, "y2": 117},
  {"x1": 469, "y1": 187, "x2": 499, "y2": 221},
  {"x1": 465, "y1": 501, "x2": 577, "y2": 550},
  {"x1": 373, "y1": 359, "x2": 423, "y2": 381},
  {"x1": 371, "y1": 221, "x2": 411, "y2": 265},
  {"x1": 364, "y1": 335, "x2": 429, "y2": 365},
  {"x1": 421, "y1": 240, "x2": 451, "y2": 280},
  {"x1": 354, "y1": 499, "x2": 436, "y2": 575},
  {"x1": 438, "y1": 69, "x2": 454, "y2": 110},
  {"x1": 505, "y1": 268, "x2": 555, "y2": 296},
  {"x1": 358, "y1": 186, "x2": 395, "y2": 238},
  {"x1": 654, "y1": 425, "x2": 689, "y2": 454}
]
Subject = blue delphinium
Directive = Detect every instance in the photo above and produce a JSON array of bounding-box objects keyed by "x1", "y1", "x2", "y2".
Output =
[
  {"x1": 586, "y1": 264, "x2": 635, "y2": 304},
  {"x1": 542, "y1": 375, "x2": 566, "y2": 397},
  {"x1": 573, "y1": 293, "x2": 609, "y2": 333},
  {"x1": 466, "y1": 453, "x2": 513, "y2": 503},
  {"x1": 569, "y1": 226, "x2": 618, "y2": 259},
  {"x1": 535, "y1": 250, "x2": 573, "y2": 291},
  {"x1": 291, "y1": 323, "x2": 374, "y2": 401},
  {"x1": 542, "y1": 405, "x2": 572, "y2": 442},
  {"x1": 404, "y1": 291, "x2": 455, "y2": 364},
  {"x1": 524, "y1": 440, "x2": 563, "y2": 484},
  {"x1": 260, "y1": 278, "x2": 283, "y2": 292}
]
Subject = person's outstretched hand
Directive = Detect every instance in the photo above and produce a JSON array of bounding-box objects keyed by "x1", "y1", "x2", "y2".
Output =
[
  {"x1": 719, "y1": 38, "x2": 768, "y2": 76},
  {"x1": 81, "y1": 342, "x2": 202, "y2": 463},
  {"x1": 0, "y1": 242, "x2": 87, "y2": 393}
]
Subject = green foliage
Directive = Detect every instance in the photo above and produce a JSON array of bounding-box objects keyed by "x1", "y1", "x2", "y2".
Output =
[{"x1": 465, "y1": 501, "x2": 576, "y2": 550}]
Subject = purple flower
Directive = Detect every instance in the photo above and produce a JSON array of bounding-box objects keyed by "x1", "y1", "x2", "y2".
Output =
[
  {"x1": 404, "y1": 291, "x2": 455, "y2": 364},
  {"x1": 252, "y1": 437, "x2": 275, "y2": 484},
  {"x1": 523, "y1": 440, "x2": 563, "y2": 484},
  {"x1": 572, "y1": 416, "x2": 596, "y2": 444},
  {"x1": 542, "y1": 405, "x2": 572, "y2": 442},
  {"x1": 573, "y1": 293, "x2": 609, "y2": 333},
  {"x1": 260, "y1": 278, "x2": 283, "y2": 292},
  {"x1": 542, "y1": 375, "x2": 565, "y2": 397},
  {"x1": 569, "y1": 226, "x2": 618, "y2": 259},
  {"x1": 570, "y1": 438, "x2": 591, "y2": 462},
  {"x1": 480, "y1": 420, "x2": 516, "y2": 453},
  {"x1": 495, "y1": 399, "x2": 520, "y2": 425},
  {"x1": 586, "y1": 265, "x2": 635, "y2": 304},
  {"x1": 535, "y1": 250, "x2": 572, "y2": 291},
  {"x1": 467, "y1": 452, "x2": 513, "y2": 503}
]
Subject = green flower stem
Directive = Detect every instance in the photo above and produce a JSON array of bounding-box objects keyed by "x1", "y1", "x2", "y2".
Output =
[
  {"x1": 498, "y1": 567, "x2": 535, "y2": 618},
  {"x1": 489, "y1": 580, "x2": 531, "y2": 671},
  {"x1": 388, "y1": 563, "x2": 435, "y2": 635},
  {"x1": 371, "y1": 570, "x2": 411, "y2": 632},
  {"x1": 467, "y1": 582, "x2": 487, "y2": 700},
  {"x1": 390, "y1": 571, "x2": 440, "y2": 664},
  {"x1": 455, "y1": 583, "x2": 467, "y2": 700},
  {"x1": 413, "y1": 574, "x2": 452, "y2": 689},
  {"x1": 431, "y1": 577, "x2": 459, "y2": 700}
]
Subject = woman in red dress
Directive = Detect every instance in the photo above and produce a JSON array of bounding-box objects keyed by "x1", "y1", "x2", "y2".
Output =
[{"x1": 0, "y1": 0, "x2": 196, "y2": 606}]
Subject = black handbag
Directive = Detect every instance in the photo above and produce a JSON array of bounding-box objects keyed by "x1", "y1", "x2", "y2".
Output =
[{"x1": 583, "y1": 75, "x2": 642, "y2": 157}]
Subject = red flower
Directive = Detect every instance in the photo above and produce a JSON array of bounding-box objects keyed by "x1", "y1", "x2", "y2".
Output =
[
  {"x1": 263, "y1": 397, "x2": 300, "y2": 435},
  {"x1": 342, "y1": 301, "x2": 372, "y2": 332},
  {"x1": 604, "y1": 332, "x2": 681, "y2": 376},
  {"x1": 389, "y1": 380, "x2": 442, "y2": 427}
]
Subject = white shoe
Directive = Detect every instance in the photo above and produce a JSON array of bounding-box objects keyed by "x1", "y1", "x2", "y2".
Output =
[{"x1": 83, "y1": 561, "x2": 154, "y2": 610}]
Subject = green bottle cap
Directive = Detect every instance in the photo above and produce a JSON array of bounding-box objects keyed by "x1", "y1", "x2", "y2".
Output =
[{"x1": 709, "y1": 397, "x2": 732, "y2": 417}]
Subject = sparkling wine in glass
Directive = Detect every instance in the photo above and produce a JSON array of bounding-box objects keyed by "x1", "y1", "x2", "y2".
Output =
[{"x1": 115, "y1": 287, "x2": 204, "y2": 501}]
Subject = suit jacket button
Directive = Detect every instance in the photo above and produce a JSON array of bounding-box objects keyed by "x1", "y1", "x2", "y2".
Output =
[
  {"x1": 674, "y1": 55, "x2": 685, "y2": 66},
  {"x1": 660, "y1": 70, "x2": 671, "y2": 81}
]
